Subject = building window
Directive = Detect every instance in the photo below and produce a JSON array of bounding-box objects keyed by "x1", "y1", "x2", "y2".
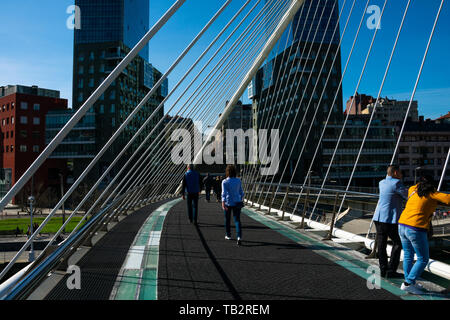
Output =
[
  {"x1": 20, "y1": 116, "x2": 27, "y2": 124},
  {"x1": 11, "y1": 102, "x2": 14, "y2": 109},
  {"x1": 110, "y1": 104, "x2": 115, "y2": 113},
  {"x1": 6, "y1": 103, "x2": 9, "y2": 111},
  {"x1": 110, "y1": 90, "x2": 116, "y2": 100},
  {"x1": 99, "y1": 105, "x2": 105, "y2": 114},
  {"x1": 11, "y1": 117, "x2": 14, "y2": 124},
  {"x1": 33, "y1": 145, "x2": 39, "y2": 153},
  {"x1": 100, "y1": 64, "x2": 105, "y2": 73},
  {"x1": 33, "y1": 103, "x2": 40, "y2": 111},
  {"x1": 78, "y1": 66, "x2": 84, "y2": 74},
  {"x1": 20, "y1": 130, "x2": 27, "y2": 138},
  {"x1": 32, "y1": 131, "x2": 40, "y2": 139},
  {"x1": 10, "y1": 131, "x2": 13, "y2": 138},
  {"x1": 78, "y1": 52, "x2": 85, "y2": 62},
  {"x1": 89, "y1": 65, "x2": 94, "y2": 74},
  {"x1": 10, "y1": 145, "x2": 13, "y2": 152},
  {"x1": 33, "y1": 117, "x2": 40, "y2": 125},
  {"x1": 78, "y1": 93, "x2": 83, "y2": 102},
  {"x1": 6, "y1": 146, "x2": 9, "y2": 153},
  {"x1": 89, "y1": 78, "x2": 94, "y2": 88},
  {"x1": 20, "y1": 102, "x2": 28, "y2": 110},
  {"x1": 78, "y1": 79, "x2": 84, "y2": 89},
  {"x1": 89, "y1": 51, "x2": 95, "y2": 60},
  {"x1": 20, "y1": 145, "x2": 27, "y2": 152}
]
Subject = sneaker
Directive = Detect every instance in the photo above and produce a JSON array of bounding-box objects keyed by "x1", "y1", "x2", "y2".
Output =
[
  {"x1": 225, "y1": 236, "x2": 231, "y2": 240},
  {"x1": 401, "y1": 282, "x2": 424, "y2": 295},
  {"x1": 237, "y1": 237, "x2": 242, "y2": 246}
]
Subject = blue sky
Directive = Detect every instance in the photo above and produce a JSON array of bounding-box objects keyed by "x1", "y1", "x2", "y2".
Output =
[{"x1": 0, "y1": 0, "x2": 449, "y2": 119}]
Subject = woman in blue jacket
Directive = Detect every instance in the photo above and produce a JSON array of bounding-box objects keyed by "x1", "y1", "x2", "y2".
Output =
[{"x1": 221, "y1": 165, "x2": 244, "y2": 246}]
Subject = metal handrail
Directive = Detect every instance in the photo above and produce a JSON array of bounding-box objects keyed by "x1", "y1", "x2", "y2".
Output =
[
  {"x1": 250, "y1": 182, "x2": 380, "y2": 198},
  {"x1": 0, "y1": 188, "x2": 151, "y2": 300}
]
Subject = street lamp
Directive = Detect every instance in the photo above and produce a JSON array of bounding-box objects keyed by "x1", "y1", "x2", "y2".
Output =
[
  {"x1": 28, "y1": 195, "x2": 35, "y2": 262},
  {"x1": 414, "y1": 166, "x2": 422, "y2": 184},
  {"x1": 59, "y1": 173, "x2": 66, "y2": 233}
]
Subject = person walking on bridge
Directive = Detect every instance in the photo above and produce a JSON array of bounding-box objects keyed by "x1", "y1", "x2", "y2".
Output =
[
  {"x1": 214, "y1": 176, "x2": 222, "y2": 202},
  {"x1": 373, "y1": 165, "x2": 407, "y2": 278},
  {"x1": 398, "y1": 174, "x2": 450, "y2": 294},
  {"x1": 181, "y1": 164, "x2": 202, "y2": 226},
  {"x1": 222, "y1": 165, "x2": 244, "y2": 246},
  {"x1": 203, "y1": 173, "x2": 213, "y2": 202}
]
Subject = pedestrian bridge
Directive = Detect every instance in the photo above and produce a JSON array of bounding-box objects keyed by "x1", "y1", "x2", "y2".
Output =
[
  {"x1": 0, "y1": 0, "x2": 449, "y2": 301},
  {"x1": 4, "y1": 197, "x2": 445, "y2": 301}
]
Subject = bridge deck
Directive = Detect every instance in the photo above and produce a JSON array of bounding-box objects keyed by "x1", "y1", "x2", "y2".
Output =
[
  {"x1": 39, "y1": 196, "x2": 448, "y2": 300},
  {"x1": 157, "y1": 199, "x2": 399, "y2": 300}
]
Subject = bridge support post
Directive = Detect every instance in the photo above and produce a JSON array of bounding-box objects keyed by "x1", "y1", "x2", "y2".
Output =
[
  {"x1": 323, "y1": 192, "x2": 340, "y2": 241},
  {"x1": 280, "y1": 186, "x2": 290, "y2": 220},
  {"x1": 300, "y1": 176, "x2": 312, "y2": 228},
  {"x1": 267, "y1": 185, "x2": 276, "y2": 215},
  {"x1": 258, "y1": 185, "x2": 265, "y2": 210}
]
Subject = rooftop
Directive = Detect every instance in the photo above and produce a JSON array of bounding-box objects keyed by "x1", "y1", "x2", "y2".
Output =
[{"x1": 0, "y1": 85, "x2": 61, "y2": 99}]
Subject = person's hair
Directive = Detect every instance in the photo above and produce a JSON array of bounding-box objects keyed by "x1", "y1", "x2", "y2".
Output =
[
  {"x1": 416, "y1": 174, "x2": 437, "y2": 198},
  {"x1": 187, "y1": 164, "x2": 195, "y2": 170},
  {"x1": 387, "y1": 165, "x2": 400, "y2": 177},
  {"x1": 226, "y1": 165, "x2": 237, "y2": 178}
]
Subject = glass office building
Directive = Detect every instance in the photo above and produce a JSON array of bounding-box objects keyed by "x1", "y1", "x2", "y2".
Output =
[
  {"x1": 250, "y1": 0, "x2": 343, "y2": 183},
  {"x1": 75, "y1": 0, "x2": 150, "y2": 61},
  {"x1": 73, "y1": 0, "x2": 166, "y2": 181}
]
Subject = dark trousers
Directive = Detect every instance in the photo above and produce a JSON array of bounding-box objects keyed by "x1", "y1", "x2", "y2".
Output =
[
  {"x1": 224, "y1": 206, "x2": 242, "y2": 238},
  {"x1": 374, "y1": 221, "x2": 402, "y2": 274},
  {"x1": 205, "y1": 188, "x2": 211, "y2": 201},
  {"x1": 186, "y1": 193, "x2": 199, "y2": 223}
]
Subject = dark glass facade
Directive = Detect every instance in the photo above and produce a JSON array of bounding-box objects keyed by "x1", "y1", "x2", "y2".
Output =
[
  {"x1": 75, "y1": 0, "x2": 149, "y2": 61},
  {"x1": 73, "y1": 0, "x2": 166, "y2": 182},
  {"x1": 251, "y1": 0, "x2": 343, "y2": 183},
  {"x1": 268, "y1": 0, "x2": 340, "y2": 62}
]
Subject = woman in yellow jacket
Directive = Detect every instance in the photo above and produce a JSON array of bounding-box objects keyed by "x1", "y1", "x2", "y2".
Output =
[{"x1": 398, "y1": 175, "x2": 450, "y2": 294}]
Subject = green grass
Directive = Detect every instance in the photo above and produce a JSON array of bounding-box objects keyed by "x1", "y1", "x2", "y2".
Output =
[{"x1": 0, "y1": 217, "x2": 87, "y2": 234}]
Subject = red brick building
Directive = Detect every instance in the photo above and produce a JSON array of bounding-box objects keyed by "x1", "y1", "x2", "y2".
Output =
[
  {"x1": 0, "y1": 85, "x2": 68, "y2": 204},
  {"x1": 345, "y1": 93, "x2": 375, "y2": 115}
]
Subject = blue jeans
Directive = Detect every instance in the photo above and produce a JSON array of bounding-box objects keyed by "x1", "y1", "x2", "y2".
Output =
[
  {"x1": 186, "y1": 193, "x2": 199, "y2": 223},
  {"x1": 398, "y1": 224, "x2": 429, "y2": 285},
  {"x1": 224, "y1": 206, "x2": 242, "y2": 238}
]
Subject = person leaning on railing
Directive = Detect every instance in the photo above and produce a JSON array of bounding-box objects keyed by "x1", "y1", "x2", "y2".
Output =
[{"x1": 398, "y1": 174, "x2": 450, "y2": 295}]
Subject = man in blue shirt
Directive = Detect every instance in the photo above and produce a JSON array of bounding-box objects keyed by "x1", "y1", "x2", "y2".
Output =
[
  {"x1": 181, "y1": 164, "x2": 202, "y2": 226},
  {"x1": 373, "y1": 165, "x2": 408, "y2": 278}
]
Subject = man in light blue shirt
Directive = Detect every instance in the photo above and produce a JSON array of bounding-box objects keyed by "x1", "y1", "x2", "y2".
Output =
[
  {"x1": 221, "y1": 165, "x2": 244, "y2": 246},
  {"x1": 373, "y1": 165, "x2": 408, "y2": 278}
]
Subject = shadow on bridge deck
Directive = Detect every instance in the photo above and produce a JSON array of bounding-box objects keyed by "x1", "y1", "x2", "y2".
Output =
[
  {"x1": 37, "y1": 196, "x2": 447, "y2": 301},
  {"x1": 157, "y1": 198, "x2": 400, "y2": 300}
]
